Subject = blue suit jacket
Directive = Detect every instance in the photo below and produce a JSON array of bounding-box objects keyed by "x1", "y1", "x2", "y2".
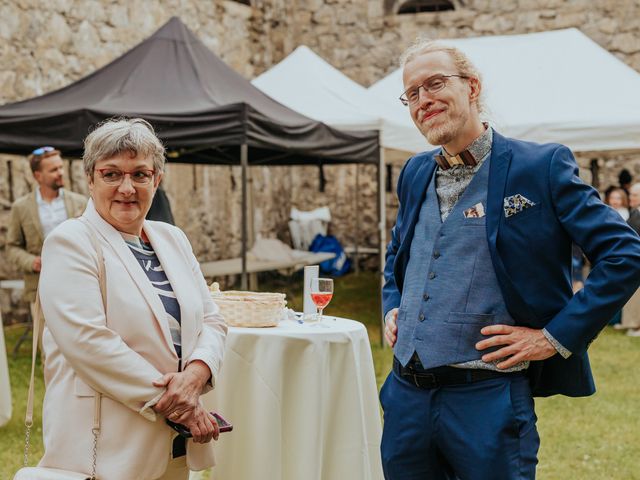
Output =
[{"x1": 383, "y1": 131, "x2": 640, "y2": 397}]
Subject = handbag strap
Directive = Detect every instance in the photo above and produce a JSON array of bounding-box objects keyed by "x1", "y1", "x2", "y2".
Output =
[{"x1": 24, "y1": 217, "x2": 106, "y2": 479}]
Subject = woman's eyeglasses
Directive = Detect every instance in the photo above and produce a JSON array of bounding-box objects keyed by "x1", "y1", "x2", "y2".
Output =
[{"x1": 96, "y1": 168, "x2": 156, "y2": 185}]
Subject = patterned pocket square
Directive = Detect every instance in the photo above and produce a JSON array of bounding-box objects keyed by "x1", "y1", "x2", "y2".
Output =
[{"x1": 503, "y1": 194, "x2": 536, "y2": 218}]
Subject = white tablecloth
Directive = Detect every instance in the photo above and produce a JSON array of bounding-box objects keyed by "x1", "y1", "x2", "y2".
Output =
[
  {"x1": 201, "y1": 317, "x2": 383, "y2": 480},
  {"x1": 0, "y1": 311, "x2": 12, "y2": 427}
]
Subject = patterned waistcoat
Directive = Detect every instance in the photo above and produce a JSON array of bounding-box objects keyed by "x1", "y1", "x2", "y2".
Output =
[{"x1": 394, "y1": 157, "x2": 516, "y2": 369}]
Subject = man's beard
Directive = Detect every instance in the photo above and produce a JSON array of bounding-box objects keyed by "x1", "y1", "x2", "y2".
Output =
[
  {"x1": 49, "y1": 179, "x2": 63, "y2": 190},
  {"x1": 425, "y1": 122, "x2": 457, "y2": 146},
  {"x1": 421, "y1": 110, "x2": 467, "y2": 147}
]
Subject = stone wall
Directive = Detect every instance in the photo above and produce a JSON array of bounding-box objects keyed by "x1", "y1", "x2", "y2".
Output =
[
  {"x1": 251, "y1": 0, "x2": 640, "y2": 83},
  {"x1": 2, "y1": 0, "x2": 640, "y2": 321}
]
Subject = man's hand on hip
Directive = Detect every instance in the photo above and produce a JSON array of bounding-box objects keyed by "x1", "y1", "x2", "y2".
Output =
[
  {"x1": 476, "y1": 325, "x2": 557, "y2": 369},
  {"x1": 385, "y1": 308, "x2": 398, "y2": 348}
]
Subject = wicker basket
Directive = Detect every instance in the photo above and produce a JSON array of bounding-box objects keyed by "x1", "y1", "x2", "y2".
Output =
[{"x1": 209, "y1": 282, "x2": 286, "y2": 327}]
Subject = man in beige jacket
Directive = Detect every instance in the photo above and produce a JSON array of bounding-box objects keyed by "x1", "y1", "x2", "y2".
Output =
[{"x1": 6, "y1": 147, "x2": 87, "y2": 305}]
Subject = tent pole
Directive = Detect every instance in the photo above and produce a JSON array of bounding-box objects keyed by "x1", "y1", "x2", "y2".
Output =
[
  {"x1": 7, "y1": 159, "x2": 14, "y2": 203},
  {"x1": 241, "y1": 143, "x2": 249, "y2": 290},
  {"x1": 378, "y1": 147, "x2": 386, "y2": 348},
  {"x1": 354, "y1": 164, "x2": 360, "y2": 273}
]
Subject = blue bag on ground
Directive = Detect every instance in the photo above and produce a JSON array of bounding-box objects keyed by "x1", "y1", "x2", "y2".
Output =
[{"x1": 309, "y1": 234, "x2": 351, "y2": 276}]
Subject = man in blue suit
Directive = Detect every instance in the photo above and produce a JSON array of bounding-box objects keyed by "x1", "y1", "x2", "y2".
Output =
[{"x1": 380, "y1": 40, "x2": 640, "y2": 480}]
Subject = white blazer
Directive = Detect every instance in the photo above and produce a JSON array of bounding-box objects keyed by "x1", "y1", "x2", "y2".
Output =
[{"x1": 38, "y1": 200, "x2": 227, "y2": 480}]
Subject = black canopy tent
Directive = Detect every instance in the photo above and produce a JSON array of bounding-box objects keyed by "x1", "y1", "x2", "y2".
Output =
[
  {"x1": 0, "y1": 17, "x2": 384, "y2": 319},
  {"x1": 0, "y1": 17, "x2": 378, "y2": 163}
]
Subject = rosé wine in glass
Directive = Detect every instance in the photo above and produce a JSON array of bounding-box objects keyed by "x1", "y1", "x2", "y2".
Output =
[
  {"x1": 310, "y1": 278, "x2": 333, "y2": 323},
  {"x1": 311, "y1": 292, "x2": 333, "y2": 309}
]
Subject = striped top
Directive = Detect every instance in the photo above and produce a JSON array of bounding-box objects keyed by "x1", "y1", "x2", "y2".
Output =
[{"x1": 121, "y1": 232, "x2": 182, "y2": 360}]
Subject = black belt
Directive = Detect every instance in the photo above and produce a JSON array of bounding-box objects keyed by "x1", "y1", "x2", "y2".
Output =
[{"x1": 393, "y1": 357, "x2": 524, "y2": 389}]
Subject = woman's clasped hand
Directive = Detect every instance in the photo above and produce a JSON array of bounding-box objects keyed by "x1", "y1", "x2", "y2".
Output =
[{"x1": 153, "y1": 360, "x2": 220, "y2": 443}]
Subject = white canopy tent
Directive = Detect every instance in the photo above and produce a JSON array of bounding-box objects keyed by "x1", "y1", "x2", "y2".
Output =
[
  {"x1": 252, "y1": 45, "x2": 422, "y2": 152},
  {"x1": 369, "y1": 28, "x2": 640, "y2": 153},
  {"x1": 251, "y1": 46, "x2": 388, "y2": 262}
]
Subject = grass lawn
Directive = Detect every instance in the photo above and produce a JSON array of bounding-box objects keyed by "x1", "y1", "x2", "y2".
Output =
[{"x1": 2, "y1": 271, "x2": 639, "y2": 479}]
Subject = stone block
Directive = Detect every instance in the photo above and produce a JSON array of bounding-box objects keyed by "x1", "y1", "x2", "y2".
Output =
[
  {"x1": 82, "y1": 0, "x2": 106, "y2": 23},
  {"x1": 517, "y1": 0, "x2": 544, "y2": 10},
  {"x1": 0, "y1": 3, "x2": 21, "y2": 40},
  {"x1": 629, "y1": 51, "x2": 640, "y2": 72},
  {"x1": 63, "y1": 54, "x2": 84, "y2": 76},
  {"x1": 368, "y1": 0, "x2": 384, "y2": 19},
  {"x1": 304, "y1": 0, "x2": 326, "y2": 11},
  {"x1": 127, "y1": 1, "x2": 166, "y2": 35},
  {"x1": 15, "y1": 0, "x2": 39, "y2": 9},
  {"x1": 337, "y1": 7, "x2": 361, "y2": 25},
  {"x1": 37, "y1": 47, "x2": 66, "y2": 70},
  {"x1": 13, "y1": 76, "x2": 38, "y2": 101},
  {"x1": 500, "y1": 0, "x2": 519, "y2": 12},
  {"x1": 222, "y1": 0, "x2": 253, "y2": 19},
  {"x1": 539, "y1": 9, "x2": 556, "y2": 20},
  {"x1": 73, "y1": 20, "x2": 101, "y2": 59},
  {"x1": 467, "y1": 0, "x2": 493, "y2": 12},
  {"x1": 0, "y1": 71, "x2": 16, "y2": 99},
  {"x1": 543, "y1": 0, "x2": 568, "y2": 8},
  {"x1": 618, "y1": 7, "x2": 640, "y2": 32},
  {"x1": 35, "y1": 12, "x2": 73, "y2": 50},
  {"x1": 515, "y1": 11, "x2": 540, "y2": 31},
  {"x1": 51, "y1": 0, "x2": 74, "y2": 13},
  {"x1": 98, "y1": 25, "x2": 117, "y2": 42},
  {"x1": 597, "y1": 17, "x2": 618, "y2": 35},
  {"x1": 296, "y1": 10, "x2": 313, "y2": 26},
  {"x1": 472, "y1": 14, "x2": 514, "y2": 33},
  {"x1": 107, "y1": 4, "x2": 129, "y2": 28},
  {"x1": 313, "y1": 5, "x2": 336, "y2": 25},
  {"x1": 611, "y1": 32, "x2": 640, "y2": 54},
  {"x1": 553, "y1": 12, "x2": 588, "y2": 29}
]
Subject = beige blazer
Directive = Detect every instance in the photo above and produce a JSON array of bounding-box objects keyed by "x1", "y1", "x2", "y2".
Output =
[
  {"x1": 6, "y1": 189, "x2": 87, "y2": 302},
  {"x1": 38, "y1": 200, "x2": 227, "y2": 480}
]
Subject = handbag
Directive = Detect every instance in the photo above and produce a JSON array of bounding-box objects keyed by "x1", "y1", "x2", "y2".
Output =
[
  {"x1": 13, "y1": 467, "x2": 93, "y2": 480},
  {"x1": 14, "y1": 219, "x2": 106, "y2": 480}
]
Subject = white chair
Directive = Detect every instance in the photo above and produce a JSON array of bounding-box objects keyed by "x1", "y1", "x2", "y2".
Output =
[{"x1": 288, "y1": 206, "x2": 331, "y2": 251}]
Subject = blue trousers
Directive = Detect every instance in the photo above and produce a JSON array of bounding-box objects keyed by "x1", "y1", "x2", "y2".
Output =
[{"x1": 380, "y1": 370, "x2": 539, "y2": 480}]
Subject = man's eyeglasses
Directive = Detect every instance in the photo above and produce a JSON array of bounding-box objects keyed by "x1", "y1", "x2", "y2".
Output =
[
  {"x1": 96, "y1": 168, "x2": 156, "y2": 185},
  {"x1": 399, "y1": 74, "x2": 469, "y2": 106},
  {"x1": 31, "y1": 146, "x2": 56, "y2": 156}
]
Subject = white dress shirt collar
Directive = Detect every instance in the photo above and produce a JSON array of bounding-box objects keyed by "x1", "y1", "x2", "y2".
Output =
[{"x1": 36, "y1": 188, "x2": 68, "y2": 238}]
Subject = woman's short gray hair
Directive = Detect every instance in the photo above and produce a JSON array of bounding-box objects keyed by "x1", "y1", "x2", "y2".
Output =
[{"x1": 83, "y1": 118, "x2": 166, "y2": 177}]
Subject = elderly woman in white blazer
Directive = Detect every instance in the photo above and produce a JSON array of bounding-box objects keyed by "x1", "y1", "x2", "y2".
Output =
[{"x1": 38, "y1": 118, "x2": 227, "y2": 480}]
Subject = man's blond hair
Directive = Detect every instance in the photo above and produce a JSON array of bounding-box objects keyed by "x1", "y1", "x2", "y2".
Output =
[{"x1": 400, "y1": 38, "x2": 484, "y2": 113}]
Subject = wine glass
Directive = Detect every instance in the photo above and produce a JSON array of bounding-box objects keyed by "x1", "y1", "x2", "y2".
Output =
[{"x1": 310, "y1": 278, "x2": 333, "y2": 323}]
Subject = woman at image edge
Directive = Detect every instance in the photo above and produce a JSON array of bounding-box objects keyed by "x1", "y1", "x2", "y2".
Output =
[{"x1": 38, "y1": 118, "x2": 227, "y2": 479}]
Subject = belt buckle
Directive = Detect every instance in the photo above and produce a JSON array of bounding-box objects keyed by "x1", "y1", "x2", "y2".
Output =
[{"x1": 413, "y1": 372, "x2": 438, "y2": 388}]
